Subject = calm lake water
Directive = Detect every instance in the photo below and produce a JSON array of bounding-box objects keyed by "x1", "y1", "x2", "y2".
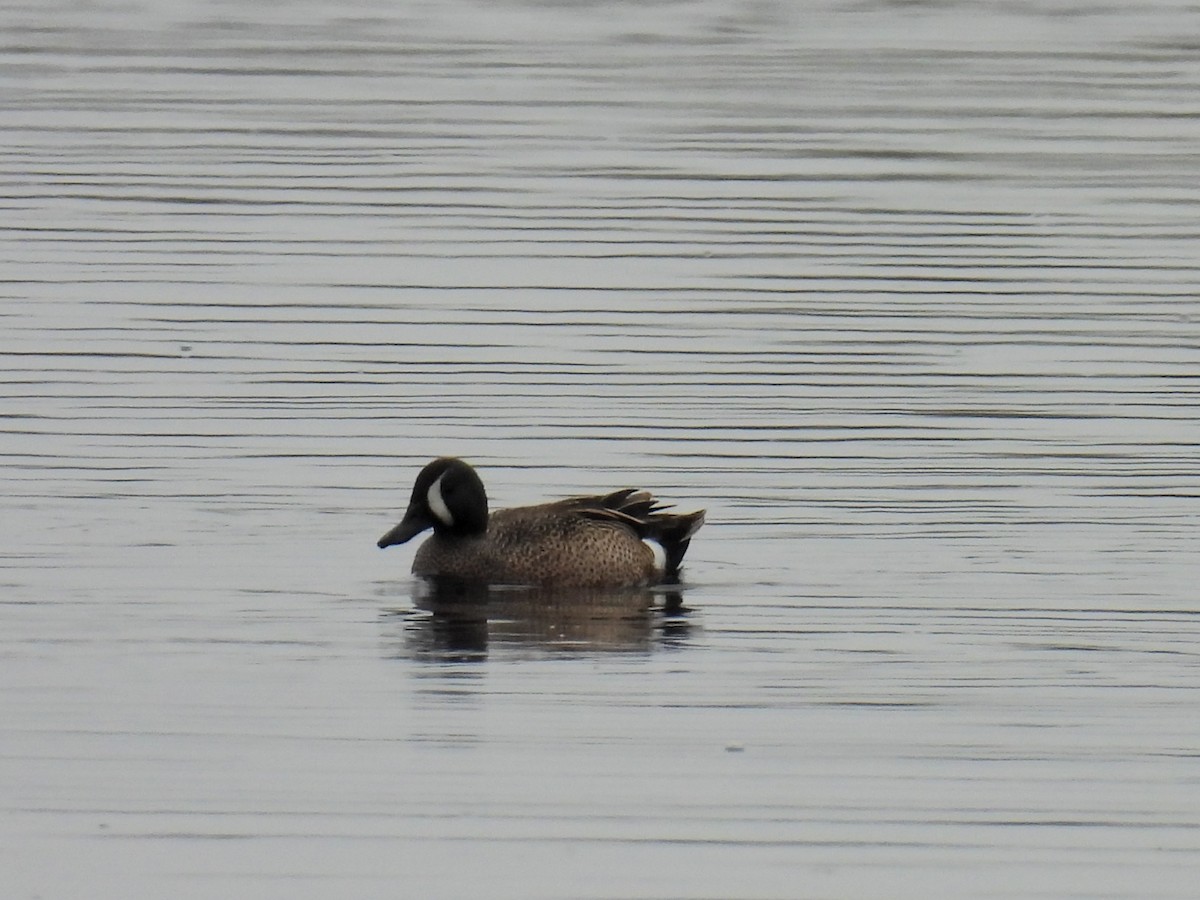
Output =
[{"x1": 4, "y1": 0, "x2": 1200, "y2": 897}]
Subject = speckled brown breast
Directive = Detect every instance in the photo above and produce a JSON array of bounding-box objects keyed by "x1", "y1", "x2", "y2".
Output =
[{"x1": 411, "y1": 502, "x2": 658, "y2": 587}]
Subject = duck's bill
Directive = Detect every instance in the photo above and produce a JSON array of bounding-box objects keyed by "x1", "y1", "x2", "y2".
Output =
[{"x1": 377, "y1": 510, "x2": 432, "y2": 548}]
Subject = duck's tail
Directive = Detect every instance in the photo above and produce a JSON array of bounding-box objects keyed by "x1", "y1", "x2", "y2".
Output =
[{"x1": 648, "y1": 508, "x2": 706, "y2": 581}]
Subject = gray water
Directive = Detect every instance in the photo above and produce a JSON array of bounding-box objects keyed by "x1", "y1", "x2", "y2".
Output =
[{"x1": 4, "y1": 0, "x2": 1200, "y2": 897}]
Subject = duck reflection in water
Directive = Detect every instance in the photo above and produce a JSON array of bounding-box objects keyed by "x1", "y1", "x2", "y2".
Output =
[
  {"x1": 395, "y1": 578, "x2": 693, "y2": 659},
  {"x1": 377, "y1": 458, "x2": 705, "y2": 658}
]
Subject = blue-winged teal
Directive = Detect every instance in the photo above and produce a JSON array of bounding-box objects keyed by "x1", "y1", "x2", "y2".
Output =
[{"x1": 377, "y1": 458, "x2": 705, "y2": 587}]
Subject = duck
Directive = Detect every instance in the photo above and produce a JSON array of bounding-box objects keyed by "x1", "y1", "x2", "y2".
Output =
[{"x1": 377, "y1": 457, "x2": 705, "y2": 588}]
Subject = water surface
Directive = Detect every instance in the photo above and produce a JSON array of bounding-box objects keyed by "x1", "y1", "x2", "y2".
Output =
[{"x1": 3, "y1": 1, "x2": 1200, "y2": 897}]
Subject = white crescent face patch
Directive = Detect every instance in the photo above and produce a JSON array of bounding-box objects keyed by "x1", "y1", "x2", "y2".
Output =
[{"x1": 427, "y1": 470, "x2": 454, "y2": 527}]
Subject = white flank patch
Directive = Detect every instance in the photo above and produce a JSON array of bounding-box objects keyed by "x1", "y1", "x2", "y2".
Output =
[
  {"x1": 427, "y1": 471, "x2": 454, "y2": 527},
  {"x1": 643, "y1": 538, "x2": 667, "y2": 575}
]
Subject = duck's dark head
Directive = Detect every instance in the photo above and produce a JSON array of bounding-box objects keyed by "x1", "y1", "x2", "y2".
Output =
[{"x1": 377, "y1": 457, "x2": 489, "y2": 548}]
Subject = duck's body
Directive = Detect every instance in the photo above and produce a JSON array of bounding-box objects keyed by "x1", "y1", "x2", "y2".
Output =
[{"x1": 377, "y1": 458, "x2": 705, "y2": 588}]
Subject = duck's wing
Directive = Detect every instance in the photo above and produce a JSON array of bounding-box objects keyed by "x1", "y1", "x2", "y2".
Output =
[
  {"x1": 569, "y1": 490, "x2": 706, "y2": 578},
  {"x1": 555, "y1": 489, "x2": 660, "y2": 528},
  {"x1": 491, "y1": 490, "x2": 706, "y2": 582}
]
